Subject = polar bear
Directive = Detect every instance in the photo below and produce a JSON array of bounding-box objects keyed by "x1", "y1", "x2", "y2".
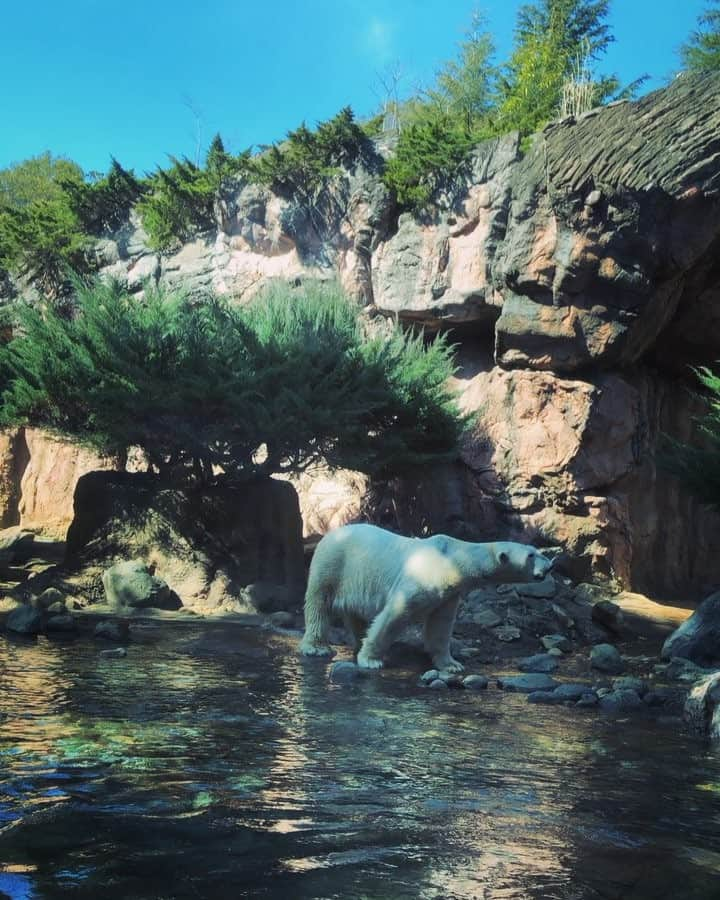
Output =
[{"x1": 299, "y1": 523, "x2": 554, "y2": 671}]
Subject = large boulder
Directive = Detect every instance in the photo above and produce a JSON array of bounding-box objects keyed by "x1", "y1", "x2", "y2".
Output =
[
  {"x1": 684, "y1": 672, "x2": 720, "y2": 739},
  {"x1": 6, "y1": 605, "x2": 42, "y2": 635},
  {"x1": 65, "y1": 471, "x2": 305, "y2": 613},
  {"x1": 662, "y1": 591, "x2": 720, "y2": 666},
  {"x1": 102, "y1": 560, "x2": 177, "y2": 610}
]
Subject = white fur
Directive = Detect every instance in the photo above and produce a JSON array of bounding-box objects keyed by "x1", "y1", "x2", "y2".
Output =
[{"x1": 299, "y1": 523, "x2": 553, "y2": 671}]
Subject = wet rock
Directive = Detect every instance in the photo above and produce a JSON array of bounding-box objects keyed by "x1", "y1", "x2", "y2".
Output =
[
  {"x1": 528, "y1": 683, "x2": 592, "y2": 704},
  {"x1": 612, "y1": 676, "x2": 648, "y2": 696},
  {"x1": 662, "y1": 591, "x2": 720, "y2": 666},
  {"x1": 428, "y1": 678, "x2": 449, "y2": 690},
  {"x1": 493, "y1": 625, "x2": 521, "y2": 643},
  {"x1": 541, "y1": 634, "x2": 571, "y2": 653},
  {"x1": 438, "y1": 672, "x2": 465, "y2": 688},
  {"x1": 590, "y1": 643, "x2": 625, "y2": 674},
  {"x1": 269, "y1": 611, "x2": 295, "y2": 628},
  {"x1": 102, "y1": 560, "x2": 179, "y2": 610},
  {"x1": 45, "y1": 614, "x2": 76, "y2": 632},
  {"x1": 329, "y1": 661, "x2": 364, "y2": 684},
  {"x1": 99, "y1": 647, "x2": 127, "y2": 659},
  {"x1": 577, "y1": 692, "x2": 600, "y2": 707},
  {"x1": 497, "y1": 674, "x2": 559, "y2": 693},
  {"x1": 94, "y1": 620, "x2": 130, "y2": 642},
  {"x1": 37, "y1": 587, "x2": 66, "y2": 609},
  {"x1": 592, "y1": 600, "x2": 625, "y2": 633},
  {"x1": 420, "y1": 669, "x2": 440, "y2": 685},
  {"x1": 599, "y1": 689, "x2": 643, "y2": 712},
  {"x1": 518, "y1": 653, "x2": 559, "y2": 674},
  {"x1": 6, "y1": 605, "x2": 42, "y2": 635},
  {"x1": 685, "y1": 672, "x2": 720, "y2": 738},
  {"x1": 462, "y1": 675, "x2": 489, "y2": 690}
]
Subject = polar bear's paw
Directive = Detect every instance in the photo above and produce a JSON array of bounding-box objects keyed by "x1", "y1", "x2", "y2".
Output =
[
  {"x1": 300, "y1": 640, "x2": 336, "y2": 658},
  {"x1": 434, "y1": 657, "x2": 464, "y2": 674},
  {"x1": 356, "y1": 651, "x2": 384, "y2": 670}
]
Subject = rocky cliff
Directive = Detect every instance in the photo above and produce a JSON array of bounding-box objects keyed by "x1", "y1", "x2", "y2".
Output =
[{"x1": 3, "y1": 72, "x2": 720, "y2": 602}]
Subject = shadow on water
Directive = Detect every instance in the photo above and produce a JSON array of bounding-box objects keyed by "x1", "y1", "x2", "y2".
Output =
[{"x1": 1, "y1": 625, "x2": 720, "y2": 899}]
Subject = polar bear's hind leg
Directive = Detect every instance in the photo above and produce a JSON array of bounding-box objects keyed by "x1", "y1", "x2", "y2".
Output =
[{"x1": 300, "y1": 573, "x2": 336, "y2": 658}]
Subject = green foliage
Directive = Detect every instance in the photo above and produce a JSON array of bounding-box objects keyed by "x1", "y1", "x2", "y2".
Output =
[
  {"x1": 662, "y1": 366, "x2": 720, "y2": 512},
  {"x1": 0, "y1": 279, "x2": 466, "y2": 484},
  {"x1": 498, "y1": 0, "x2": 614, "y2": 135},
  {"x1": 383, "y1": 111, "x2": 480, "y2": 210},
  {"x1": 62, "y1": 159, "x2": 145, "y2": 234},
  {"x1": 138, "y1": 135, "x2": 251, "y2": 250},
  {"x1": 250, "y1": 107, "x2": 370, "y2": 200},
  {"x1": 0, "y1": 153, "x2": 84, "y2": 209},
  {"x1": 681, "y1": 1, "x2": 720, "y2": 71}
]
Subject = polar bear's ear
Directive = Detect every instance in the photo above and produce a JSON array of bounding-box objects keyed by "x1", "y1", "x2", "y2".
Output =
[{"x1": 498, "y1": 551, "x2": 509, "y2": 564}]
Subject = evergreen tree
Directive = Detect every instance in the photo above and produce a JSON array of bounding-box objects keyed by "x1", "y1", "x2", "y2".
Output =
[{"x1": 681, "y1": 1, "x2": 720, "y2": 71}]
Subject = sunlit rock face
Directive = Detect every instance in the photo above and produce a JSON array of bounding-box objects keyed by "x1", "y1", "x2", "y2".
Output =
[{"x1": 2, "y1": 73, "x2": 719, "y2": 601}]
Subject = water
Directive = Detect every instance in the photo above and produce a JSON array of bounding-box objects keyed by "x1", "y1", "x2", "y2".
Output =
[{"x1": 1, "y1": 623, "x2": 720, "y2": 899}]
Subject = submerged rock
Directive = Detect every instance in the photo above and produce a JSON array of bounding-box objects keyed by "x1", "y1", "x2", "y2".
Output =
[{"x1": 329, "y1": 661, "x2": 364, "y2": 684}]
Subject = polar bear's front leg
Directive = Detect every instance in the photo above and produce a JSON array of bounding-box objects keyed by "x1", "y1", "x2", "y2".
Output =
[
  {"x1": 357, "y1": 596, "x2": 410, "y2": 669},
  {"x1": 423, "y1": 597, "x2": 464, "y2": 673}
]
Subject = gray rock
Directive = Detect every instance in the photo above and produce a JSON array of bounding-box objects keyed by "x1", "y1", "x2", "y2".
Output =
[
  {"x1": 553, "y1": 683, "x2": 594, "y2": 702},
  {"x1": 246, "y1": 581, "x2": 292, "y2": 614},
  {"x1": 45, "y1": 614, "x2": 76, "y2": 632},
  {"x1": 428, "y1": 678, "x2": 449, "y2": 690},
  {"x1": 577, "y1": 692, "x2": 600, "y2": 707},
  {"x1": 684, "y1": 672, "x2": 720, "y2": 738},
  {"x1": 517, "y1": 653, "x2": 559, "y2": 674},
  {"x1": 329, "y1": 661, "x2": 363, "y2": 684},
  {"x1": 527, "y1": 691, "x2": 559, "y2": 704},
  {"x1": 102, "y1": 560, "x2": 177, "y2": 610},
  {"x1": 527, "y1": 683, "x2": 591, "y2": 704},
  {"x1": 612, "y1": 676, "x2": 647, "y2": 696},
  {"x1": 438, "y1": 672, "x2": 465, "y2": 688},
  {"x1": 421, "y1": 669, "x2": 441, "y2": 685},
  {"x1": 599, "y1": 689, "x2": 643, "y2": 712},
  {"x1": 99, "y1": 647, "x2": 128, "y2": 659},
  {"x1": 592, "y1": 600, "x2": 625, "y2": 632},
  {"x1": 516, "y1": 575, "x2": 557, "y2": 599},
  {"x1": 541, "y1": 634, "x2": 571, "y2": 653},
  {"x1": 586, "y1": 189, "x2": 602, "y2": 206},
  {"x1": 547, "y1": 648, "x2": 564, "y2": 658},
  {"x1": 269, "y1": 611, "x2": 295, "y2": 628},
  {"x1": 471, "y1": 608, "x2": 502, "y2": 629},
  {"x1": 37, "y1": 587, "x2": 66, "y2": 609},
  {"x1": 590, "y1": 643, "x2": 625, "y2": 674},
  {"x1": 94, "y1": 620, "x2": 130, "y2": 642},
  {"x1": 6, "y1": 605, "x2": 42, "y2": 634},
  {"x1": 462, "y1": 675, "x2": 489, "y2": 690},
  {"x1": 46, "y1": 601, "x2": 66, "y2": 615},
  {"x1": 497, "y1": 674, "x2": 559, "y2": 693},
  {"x1": 659, "y1": 656, "x2": 715, "y2": 683},
  {"x1": 662, "y1": 591, "x2": 720, "y2": 666},
  {"x1": 493, "y1": 625, "x2": 521, "y2": 643}
]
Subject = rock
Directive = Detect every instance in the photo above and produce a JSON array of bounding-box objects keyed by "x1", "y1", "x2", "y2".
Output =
[
  {"x1": 659, "y1": 656, "x2": 716, "y2": 683},
  {"x1": 246, "y1": 582, "x2": 292, "y2": 614},
  {"x1": 46, "y1": 601, "x2": 66, "y2": 615},
  {"x1": 577, "y1": 692, "x2": 599, "y2": 707},
  {"x1": 684, "y1": 672, "x2": 720, "y2": 738},
  {"x1": 102, "y1": 560, "x2": 178, "y2": 610},
  {"x1": 541, "y1": 634, "x2": 571, "y2": 653},
  {"x1": 428, "y1": 678, "x2": 449, "y2": 690},
  {"x1": 516, "y1": 576, "x2": 557, "y2": 599},
  {"x1": 420, "y1": 669, "x2": 440, "y2": 685},
  {"x1": 438, "y1": 672, "x2": 465, "y2": 688},
  {"x1": 599, "y1": 689, "x2": 643, "y2": 712},
  {"x1": 471, "y1": 608, "x2": 503, "y2": 629},
  {"x1": 662, "y1": 591, "x2": 720, "y2": 666},
  {"x1": 553, "y1": 683, "x2": 594, "y2": 702},
  {"x1": 612, "y1": 676, "x2": 647, "y2": 696},
  {"x1": 644, "y1": 689, "x2": 673, "y2": 707},
  {"x1": 45, "y1": 614, "x2": 76, "y2": 632},
  {"x1": 99, "y1": 647, "x2": 128, "y2": 659},
  {"x1": 590, "y1": 643, "x2": 625, "y2": 674},
  {"x1": 5, "y1": 605, "x2": 42, "y2": 634},
  {"x1": 547, "y1": 648, "x2": 564, "y2": 658},
  {"x1": 527, "y1": 691, "x2": 561, "y2": 704},
  {"x1": 592, "y1": 600, "x2": 625, "y2": 632},
  {"x1": 0, "y1": 527, "x2": 35, "y2": 565},
  {"x1": 94, "y1": 620, "x2": 130, "y2": 642},
  {"x1": 329, "y1": 661, "x2": 363, "y2": 684},
  {"x1": 462, "y1": 675, "x2": 489, "y2": 690},
  {"x1": 269, "y1": 611, "x2": 295, "y2": 628},
  {"x1": 551, "y1": 603, "x2": 575, "y2": 630},
  {"x1": 493, "y1": 625, "x2": 521, "y2": 643},
  {"x1": 497, "y1": 674, "x2": 559, "y2": 693},
  {"x1": 517, "y1": 653, "x2": 559, "y2": 674},
  {"x1": 37, "y1": 587, "x2": 65, "y2": 609}
]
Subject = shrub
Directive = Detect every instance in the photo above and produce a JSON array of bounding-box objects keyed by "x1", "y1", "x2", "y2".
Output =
[
  {"x1": 62, "y1": 159, "x2": 145, "y2": 234},
  {"x1": 681, "y1": 1, "x2": 720, "y2": 71},
  {"x1": 0, "y1": 279, "x2": 466, "y2": 484}
]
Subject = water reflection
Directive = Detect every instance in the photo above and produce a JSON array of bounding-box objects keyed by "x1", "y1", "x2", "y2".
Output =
[{"x1": 0, "y1": 625, "x2": 719, "y2": 898}]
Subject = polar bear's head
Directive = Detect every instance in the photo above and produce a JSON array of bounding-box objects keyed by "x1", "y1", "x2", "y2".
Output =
[{"x1": 487, "y1": 542, "x2": 554, "y2": 584}]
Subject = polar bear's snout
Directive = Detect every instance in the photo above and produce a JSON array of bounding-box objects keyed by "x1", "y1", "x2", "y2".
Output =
[{"x1": 533, "y1": 553, "x2": 554, "y2": 580}]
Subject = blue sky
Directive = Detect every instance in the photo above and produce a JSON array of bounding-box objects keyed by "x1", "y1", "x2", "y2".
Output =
[{"x1": 0, "y1": 0, "x2": 709, "y2": 175}]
